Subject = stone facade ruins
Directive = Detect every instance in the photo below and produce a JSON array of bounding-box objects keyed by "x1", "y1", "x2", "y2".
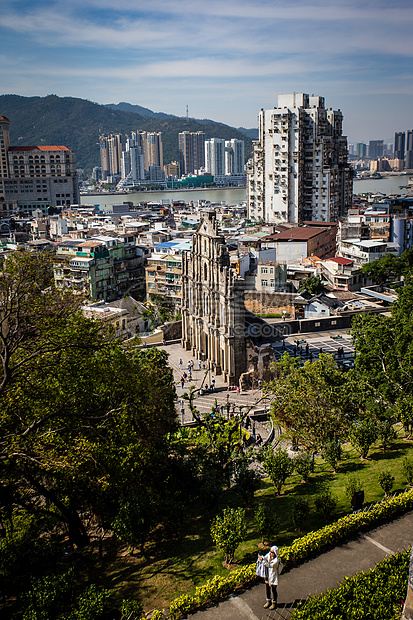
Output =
[{"x1": 181, "y1": 211, "x2": 246, "y2": 384}]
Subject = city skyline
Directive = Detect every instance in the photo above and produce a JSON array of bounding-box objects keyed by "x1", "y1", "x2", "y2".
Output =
[{"x1": 1, "y1": 0, "x2": 412, "y2": 143}]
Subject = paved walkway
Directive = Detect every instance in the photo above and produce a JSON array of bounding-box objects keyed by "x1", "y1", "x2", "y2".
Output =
[
  {"x1": 188, "y1": 511, "x2": 413, "y2": 619},
  {"x1": 160, "y1": 343, "x2": 273, "y2": 425}
]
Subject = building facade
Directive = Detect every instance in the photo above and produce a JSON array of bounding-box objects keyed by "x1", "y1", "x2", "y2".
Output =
[
  {"x1": 54, "y1": 234, "x2": 145, "y2": 301},
  {"x1": 247, "y1": 93, "x2": 353, "y2": 224},
  {"x1": 0, "y1": 115, "x2": 79, "y2": 214},
  {"x1": 406, "y1": 131, "x2": 413, "y2": 170},
  {"x1": 181, "y1": 211, "x2": 246, "y2": 384},
  {"x1": 205, "y1": 138, "x2": 225, "y2": 180},
  {"x1": 225, "y1": 139, "x2": 245, "y2": 176},
  {"x1": 120, "y1": 145, "x2": 145, "y2": 187},
  {"x1": 394, "y1": 132, "x2": 406, "y2": 161},
  {"x1": 178, "y1": 131, "x2": 205, "y2": 175},
  {"x1": 368, "y1": 140, "x2": 384, "y2": 159}
]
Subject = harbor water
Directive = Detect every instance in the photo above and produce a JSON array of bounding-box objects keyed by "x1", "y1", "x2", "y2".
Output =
[{"x1": 81, "y1": 175, "x2": 412, "y2": 209}]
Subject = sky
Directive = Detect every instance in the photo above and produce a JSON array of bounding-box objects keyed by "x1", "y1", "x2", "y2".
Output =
[{"x1": 1, "y1": 0, "x2": 413, "y2": 143}]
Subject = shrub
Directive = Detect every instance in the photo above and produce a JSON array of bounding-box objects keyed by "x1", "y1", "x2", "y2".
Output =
[
  {"x1": 377, "y1": 419, "x2": 397, "y2": 452},
  {"x1": 402, "y1": 457, "x2": 413, "y2": 486},
  {"x1": 321, "y1": 439, "x2": 342, "y2": 472},
  {"x1": 120, "y1": 599, "x2": 143, "y2": 619},
  {"x1": 292, "y1": 498, "x2": 310, "y2": 532},
  {"x1": 314, "y1": 489, "x2": 337, "y2": 521},
  {"x1": 210, "y1": 507, "x2": 246, "y2": 564},
  {"x1": 152, "y1": 489, "x2": 413, "y2": 620},
  {"x1": 68, "y1": 584, "x2": 110, "y2": 620},
  {"x1": 261, "y1": 446, "x2": 294, "y2": 495},
  {"x1": 349, "y1": 418, "x2": 378, "y2": 459},
  {"x1": 378, "y1": 470, "x2": 395, "y2": 496},
  {"x1": 345, "y1": 474, "x2": 363, "y2": 502},
  {"x1": 292, "y1": 549, "x2": 410, "y2": 619},
  {"x1": 255, "y1": 503, "x2": 279, "y2": 544},
  {"x1": 234, "y1": 460, "x2": 261, "y2": 506},
  {"x1": 294, "y1": 452, "x2": 312, "y2": 482}
]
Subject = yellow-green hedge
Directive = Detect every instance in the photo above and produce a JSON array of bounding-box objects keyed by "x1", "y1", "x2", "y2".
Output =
[{"x1": 147, "y1": 488, "x2": 413, "y2": 620}]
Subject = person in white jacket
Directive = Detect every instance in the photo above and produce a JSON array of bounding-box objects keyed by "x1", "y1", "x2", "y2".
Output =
[{"x1": 258, "y1": 545, "x2": 279, "y2": 610}]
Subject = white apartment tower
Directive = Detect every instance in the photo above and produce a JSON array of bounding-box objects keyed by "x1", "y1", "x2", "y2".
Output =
[
  {"x1": 247, "y1": 93, "x2": 352, "y2": 224},
  {"x1": 225, "y1": 139, "x2": 245, "y2": 176},
  {"x1": 205, "y1": 138, "x2": 225, "y2": 179}
]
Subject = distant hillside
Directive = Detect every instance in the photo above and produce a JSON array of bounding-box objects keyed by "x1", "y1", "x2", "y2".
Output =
[
  {"x1": 0, "y1": 95, "x2": 254, "y2": 174},
  {"x1": 237, "y1": 127, "x2": 259, "y2": 140},
  {"x1": 105, "y1": 102, "x2": 175, "y2": 120}
]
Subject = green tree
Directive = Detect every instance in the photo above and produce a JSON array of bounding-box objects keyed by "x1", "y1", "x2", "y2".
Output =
[
  {"x1": 352, "y1": 280, "x2": 413, "y2": 436},
  {"x1": 321, "y1": 439, "x2": 342, "y2": 473},
  {"x1": 402, "y1": 457, "x2": 413, "y2": 486},
  {"x1": 345, "y1": 474, "x2": 363, "y2": 509},
  {"x1": 299, "y1": 275, "x2": 324, "y2": 295},
  {"x1": 314, "y1": 489, "x2": 337, "y2": 520},
  {"x1": 267, "y1": 354, "x2": 357, "y2": 451},
  {"x1": 293, "y1": 451, "x2": 312, "y2": 482},
  {"x1": 254, "y1": 503, "x2": 279, "y2": 545},
  {"x1": 378, "y1": 470, "x2": 395, "y2": 496},
  {"x1": 233, "y1": 457, "x2": 260, "y2": 506},
  {"x1": 184, "y1": 387, "x2": 249, "y2": 488},
  {"x1": 0, "y1": 251, "x2": 179, "y2": 551},
  {"x1": 210, "y1": 507, "x2": 247, "y2": 564},
  {"x1": 360, "y1": 252, "x2": 402, "y2": 285},
  {"x1": 349, "y1": 417, "x2": 378, "y2": 459},
  {"x1": 261, "y1": 447, "x2": 293, "y2": 495},
  {"x1": 292, "y1": 498, "x2": 310, "y2": 532}
]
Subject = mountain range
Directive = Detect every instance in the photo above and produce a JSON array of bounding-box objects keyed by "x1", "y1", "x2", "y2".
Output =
[{"x1": 0, "y1": 95, "x2": 257, "y2": 174}]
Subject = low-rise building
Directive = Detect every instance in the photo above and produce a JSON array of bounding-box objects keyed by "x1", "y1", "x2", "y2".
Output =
[
  {"x1": 145, "y1": 239, "x2": 191, "y2": 307},
  {"x1": 262, "y1": 223, "x2": 337, "y2": 262},
  {"x1": 81, "y1": 296, "x2": 148, "y2": 338},
  {"x1": 320, "y1": 256, "x2": 363, "y2": 291},
  {"x1": 337, "y1": 239, "x2": 399, "y2": 267},
  {"x1": 293, "y1": 291, "x2": 344, "y2": 319},
  {"x1": 54, "y1": 235, "x2": 146, "y2": 301}
]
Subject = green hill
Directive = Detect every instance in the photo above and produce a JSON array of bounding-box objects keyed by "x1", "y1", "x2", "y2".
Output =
[{"x1": 0, "y1": 94, "x2": 253, "y2": 174}]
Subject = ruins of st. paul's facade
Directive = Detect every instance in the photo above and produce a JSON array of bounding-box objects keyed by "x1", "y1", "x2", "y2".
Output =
[{"x1": 181, "y1": 211, "x2": 246, "y2": 385}]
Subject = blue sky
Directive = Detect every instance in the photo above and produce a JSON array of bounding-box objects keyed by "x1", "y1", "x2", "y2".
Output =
[{"x1": 1, "y1": 0, "x2": 412, "y2": 142}]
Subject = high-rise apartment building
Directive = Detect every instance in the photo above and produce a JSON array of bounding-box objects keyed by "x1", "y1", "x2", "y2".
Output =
[
  {"x1": 247, "y1": 93, "x2": 352, "y2": 224},
  {"x1": 119, "y1": 145, "x2": 145, "y2": 188},
  {"x1": 368, "y1": 140, "x2": 384, "y2": 159},
  {"x1": 100, "y1": 131, "x2": 163, "y2": 180},
  {"x1": 0, "y1": 115, "x2": 79, "y2": 214},
  {"x1": 394, "y1": 132, "x2": 405, "y2": 166},
  {"x1": 225, "y1": 139, "x2": 245, "y2": 175},
  {"x1": 178, "y1": 131, "x2": 205, "y2": 175},
  {"x1": 356, "y1": 143, "x2": 367, "y2": 158},
  {"x1": 143, "y1": 132, "x2": 163, "y2": 170},
  {"x1": 99, "y1": 134, "x2": 123, "y2": 180},
  {"x1": 205, "y1": 138, "x2": 226, "y2": 179},
  {"x1": 406, "y1": 131, "x2": 413, "y2": 170}
]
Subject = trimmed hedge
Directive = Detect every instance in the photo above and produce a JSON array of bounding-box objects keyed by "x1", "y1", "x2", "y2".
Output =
[
  {"x1": 147, "y1": 488, "x2": 413, "y2": 619},
  {"x1": 291, "y1": 549, "x2": 410, "y2": 619}
]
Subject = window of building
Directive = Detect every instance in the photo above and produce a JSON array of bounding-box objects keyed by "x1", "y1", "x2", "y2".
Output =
[{"x1": 262, "y1": 280, "x2": 268, "y2": 286}]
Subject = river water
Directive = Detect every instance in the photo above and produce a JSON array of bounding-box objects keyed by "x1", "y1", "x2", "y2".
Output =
[{"x1": 81, "y1": 175, "x2": 413, "y2": 208}]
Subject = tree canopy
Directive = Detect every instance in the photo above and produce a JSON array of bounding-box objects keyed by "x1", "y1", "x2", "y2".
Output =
[
  {"x1": 266, "y1": 353, "x2": 358, "y2": 451},
  {"x1": 0, "y1": 250, "x2": 179, "y2": 550}
]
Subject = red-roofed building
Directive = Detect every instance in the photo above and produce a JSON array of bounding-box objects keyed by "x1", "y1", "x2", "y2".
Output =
[
  {"x1": 320, "y1": 256, "x2": 363, "y2": 291},
  {"x1": 0, "y1": 116, "x2": 79, "y2": 215},
  {"x1": 261, "y1": 223, "x2": 337, "y2": 262}
]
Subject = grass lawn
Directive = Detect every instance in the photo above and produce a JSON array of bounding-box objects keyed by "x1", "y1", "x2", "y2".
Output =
[{"x1": 76, "y1": 428, "x2": 413, "y2": 614}]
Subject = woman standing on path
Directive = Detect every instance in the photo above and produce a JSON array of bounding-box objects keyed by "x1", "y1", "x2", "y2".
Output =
[{"x1": 258, "y1": 545, "x2": 280, "y2": 610}]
